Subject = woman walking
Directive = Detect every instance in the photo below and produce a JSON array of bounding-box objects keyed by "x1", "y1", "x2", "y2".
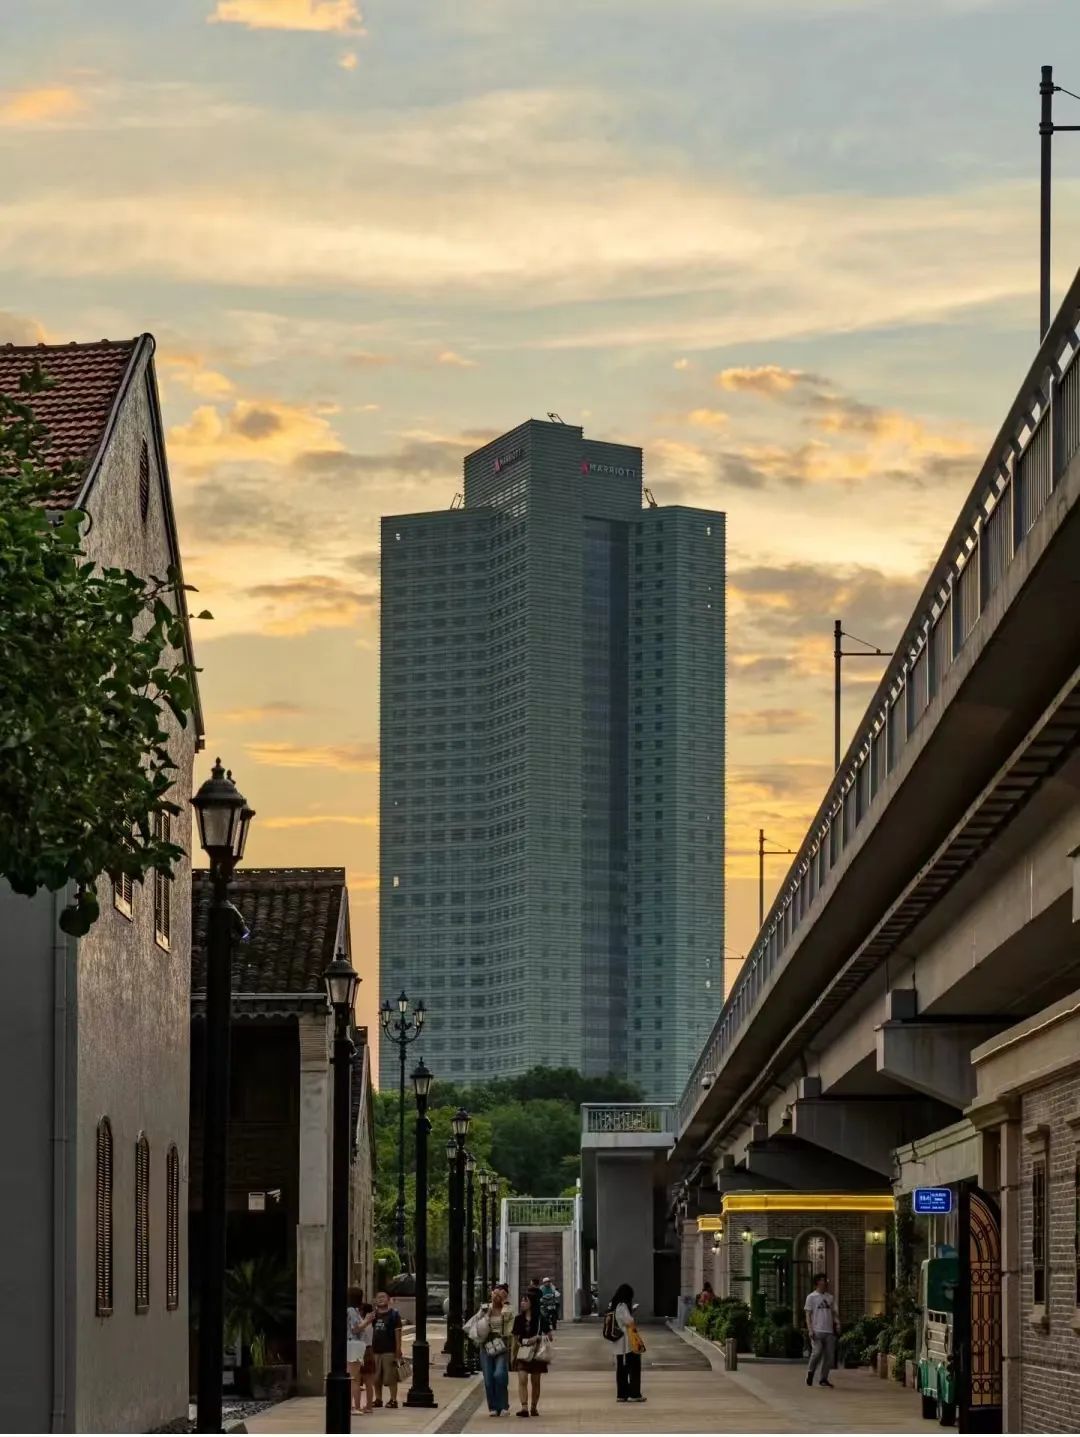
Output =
[
  {"x1": 467, "y1": 1284, "x2": 515, "y2": 1417},
  {"x1": 346, "y1": 1288, "x2": 374, "y2": 1415},
  {"x1": 608, "y1": 1283, "x2": 646, "y2": 1404},
  {"x1": 512, "y1": 1286, "x2": 553, "y2": 1418}
]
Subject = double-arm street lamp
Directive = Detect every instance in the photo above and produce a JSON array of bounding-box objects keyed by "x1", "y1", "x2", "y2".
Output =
[
  {"x1": 324, "y1": 951, "x2": 360, "y2": 1436},
  {"x1": 405, "y1": 1059, "x2": 437, "y2": 1410},
  {"x1": 380, "y1": 992, "x2": 426, "y2": 1267},
  {"x1": 445, "y1": 1108, "x2": 471, "y2": 1377},
  {"x1": 465, "y1": 1154, "x2": 477, "y2": 1372},
  {"x1": 193, "y1": 760, "x2": 254, "y2": 1435},
  {"x1": 488, "y1": 1173, "x2": 500, "y2": 1286}
]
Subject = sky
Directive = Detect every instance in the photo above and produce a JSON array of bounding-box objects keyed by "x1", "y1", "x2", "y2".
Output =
[{"x1": 4, "y1": 0, "x2": 1080, "y2": 1071}]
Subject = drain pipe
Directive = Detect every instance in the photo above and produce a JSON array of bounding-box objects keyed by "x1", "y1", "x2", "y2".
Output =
[{"x1": 51, "y1": 887, "x2": 74, "y2": 1433}]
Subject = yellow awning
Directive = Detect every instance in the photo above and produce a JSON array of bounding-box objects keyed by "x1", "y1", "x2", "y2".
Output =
[
  {"x1": 720, "y1": 1192, "x2": 894, "y2": 1214},
  {"x1": 696, "y1": 1215, "x2": 723, "y2": 1233}
]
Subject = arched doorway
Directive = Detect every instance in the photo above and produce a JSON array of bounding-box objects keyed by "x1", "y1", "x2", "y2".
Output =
[{"x1": 793, "y1": 1228, "x2": 839, "y2": 1309}]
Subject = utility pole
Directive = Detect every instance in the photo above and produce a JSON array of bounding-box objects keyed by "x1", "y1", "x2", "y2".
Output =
[
  {"x1": 833, "y1": 619, "x2": 887, "y2": 771},
  {"x1": 1038, "y1": 64, "x2": 1080, "y2": 339},
  {"x1": 758, "y1": 829, "x2": 797, "y2": 928}
]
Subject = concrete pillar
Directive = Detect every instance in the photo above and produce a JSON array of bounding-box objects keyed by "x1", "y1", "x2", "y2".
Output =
[
  {"x1": 296, "y1": 1013, "x2": 332, "y2": 1396},
  {"x1": 595, "y1": 1155, "x2": 654, "y2": 1316},
  {"x1": 876, "y1": 1022, "x2": 1000, "y2": 1108},
  {"x1": 998, "y1": 1110, "x2": 1023, "y2": 1433}
]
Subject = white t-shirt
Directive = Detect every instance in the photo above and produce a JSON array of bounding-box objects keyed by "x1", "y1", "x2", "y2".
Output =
[
  {"x1": 804, "y1": 1291, "x2": 838, "y2": 1335},
  {"x1": 613, "y1": 1302, "x2": 635, "y2": 1358}
]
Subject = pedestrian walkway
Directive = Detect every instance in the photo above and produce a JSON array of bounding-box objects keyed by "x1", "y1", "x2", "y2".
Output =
[{"x1": 451, "y1": 1322, "x2": 922, "y2": 1434}]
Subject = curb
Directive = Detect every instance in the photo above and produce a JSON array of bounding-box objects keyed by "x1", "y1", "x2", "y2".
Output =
[{"x1": 666, "y1": 1320, "x2": 726, "y2": 1374}]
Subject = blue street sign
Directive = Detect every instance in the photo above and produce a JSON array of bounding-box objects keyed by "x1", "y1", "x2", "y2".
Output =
[{"x1": 914, "y1": 1187, "x2": 953, "y2": 1215}]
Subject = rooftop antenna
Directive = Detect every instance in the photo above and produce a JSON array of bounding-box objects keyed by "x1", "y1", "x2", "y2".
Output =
[
  {"x1": 644, "y1": 487, "x2": 658, "y2": 508},
  {"x1": 449, "y1": 493, "x2": 463, "y2": 509},
  {"x1": 547, "y1": 411, "x2": 566, "y2": 424}
]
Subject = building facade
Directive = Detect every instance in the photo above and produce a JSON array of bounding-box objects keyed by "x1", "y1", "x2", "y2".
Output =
[
  {"x1": 190, "y1": 867, "x2": 376, "y2": 1398},
  {"x1": 0, "y1": 337, "x2": 201, "y2": 1432},
  {"x1": 380, "y1": 418, "x2": 725, "y2": 1098}
]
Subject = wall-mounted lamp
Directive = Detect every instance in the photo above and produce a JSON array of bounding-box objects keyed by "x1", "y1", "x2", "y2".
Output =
[
  {"x1": 866, "y1": 1227, "x2": 887, "y2": 1245},
  {"x1": 741, "y1": 1228, "x2": 755, "y2": 1244}
]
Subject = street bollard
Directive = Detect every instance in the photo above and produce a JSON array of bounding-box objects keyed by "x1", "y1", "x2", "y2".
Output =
[{"x1": 724, "y1": 1338, "x2": 738, "y2": 1371}]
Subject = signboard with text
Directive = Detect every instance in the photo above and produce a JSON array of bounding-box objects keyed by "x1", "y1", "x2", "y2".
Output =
[{"x1": 914, "y1": 1187, "x2": 954, "y2": 1215}]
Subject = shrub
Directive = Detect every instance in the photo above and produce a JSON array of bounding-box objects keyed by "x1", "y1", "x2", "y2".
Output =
[
  {"x1": 769, "y1": 1305, "x2": 793, "y2": 1327},
  {"x1": 751, "y1": 1318, "x2": 804, "y2": 1358},
  {"x1": 712, "y1": 1301, "x2": 752, "y2": 1351},
  {"x1": 894, "y1": 1347, "x2": 916, "y2": 1380},
  {"x1": 836, "y1": 1314, "x2": 890, "y2": 1368}
]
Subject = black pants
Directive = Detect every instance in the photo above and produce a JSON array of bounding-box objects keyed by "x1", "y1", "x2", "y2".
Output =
[{"x1": 616, "y1": 1353, "x2": 642, "y2": 1400}]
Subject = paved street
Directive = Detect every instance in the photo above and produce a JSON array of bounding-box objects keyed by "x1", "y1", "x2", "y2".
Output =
[{"x1": 451, "y1": 1323, "x2": 923, "y2": 1435}]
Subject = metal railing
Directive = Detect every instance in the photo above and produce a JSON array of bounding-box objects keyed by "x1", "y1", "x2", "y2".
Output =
[
  {"x1": 504, "y1": 1198, "x2": 576, "y2": 1228},
  {"x1": 677, "y1": 266, "x2": 1080, "y2": 1139},
  {"x1": 581, "y1": 1103, "x2": 676, "y2": 1134}
]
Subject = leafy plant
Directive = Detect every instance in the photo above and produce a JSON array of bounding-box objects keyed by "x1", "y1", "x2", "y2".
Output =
[
  {"x1": 249, "y1": 1333, "x2": 268, "y2": 1368},
  {"x1": 751, "y1": 1318, "x2": 804, "y2": 1358},
  {"x1": 0, "y1": 363, "x2": 208, "y2": 934},
  {"x1": 224, "y1": 1257, "x2": 294, "y2": 1355},
  {"x1": 837, "y1": 1313, "x2": 890, "y2": 1368}
]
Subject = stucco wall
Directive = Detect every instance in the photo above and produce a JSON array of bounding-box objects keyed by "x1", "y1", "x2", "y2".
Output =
[
  {"x1": 595, "y1": 1154, "x2": 654, "y2": 1316},
  {"x1": 72, "y1": 354, "x2": 196, "y2": 1432}
]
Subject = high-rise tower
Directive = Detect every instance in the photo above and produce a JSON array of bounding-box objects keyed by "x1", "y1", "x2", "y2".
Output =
[{"x1": 379, "y1": 419, "x2": 725, "y2": 1099}]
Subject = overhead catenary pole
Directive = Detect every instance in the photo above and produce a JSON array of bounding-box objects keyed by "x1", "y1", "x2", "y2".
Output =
[
  {"x1": 1042, "y1": 65, "x2": 1055, "y2": 339},
  {"x1": 758, "y1": 828, "x2": 797, "y2": 928},
  {"x1": 832, "y1": 618, "x2": 888, "y2": 771}
]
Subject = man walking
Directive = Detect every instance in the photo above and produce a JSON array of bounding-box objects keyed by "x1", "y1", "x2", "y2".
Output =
[
  {"x1": 369, "y1": 1289, "x2": 404, "y2": 1408},
  {"x1": 804, "y1": 1273, "x2": 839, "y2": 1388}
]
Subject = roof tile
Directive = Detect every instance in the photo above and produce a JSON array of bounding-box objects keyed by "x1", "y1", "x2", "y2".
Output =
[{"x1": 0, "y1": 338, "x2": 139, "y2": 505}]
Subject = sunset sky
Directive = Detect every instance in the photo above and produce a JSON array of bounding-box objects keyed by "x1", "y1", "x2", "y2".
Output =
[{"x1": 4, "y1": 0, "x2": 1080, "y2": 1068}]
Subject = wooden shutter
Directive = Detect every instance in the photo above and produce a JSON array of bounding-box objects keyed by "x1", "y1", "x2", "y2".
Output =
[
  {"x1": 166, "y1": 1145, "x2": 180, "y2": 1311},
  {"x1": 96, "y1": 1119, "x2": 113, "y2": 1316},
  {"x1": 154, "y1": 812, "x2": 172, "y2": 949},
  {"x1": 135, "y1": 1134, "x2": 150, "y2": 1312}
]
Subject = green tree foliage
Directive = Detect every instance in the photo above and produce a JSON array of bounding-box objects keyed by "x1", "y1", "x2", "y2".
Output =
[
  {"x1": 0, "y1": 364, "x2": 206, "y2": 934},
  {"x1": 373, "y1": 1065, "x2": 642, "y2": 1269}
]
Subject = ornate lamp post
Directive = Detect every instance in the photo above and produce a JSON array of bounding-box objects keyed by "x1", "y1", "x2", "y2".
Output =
[
  {"x1": 442, "y1": 1136, "x2": 456, "y2": 1357},
  {"x1": 479, "y1": 1170, "x2": 490, "y2": 1302},
  {"x1": 445, "y1": 1108, "x2": 471, "y2": 1377},
  {"x1": 465, "y1": 1153, "x2": 477, "y2": 1373},
  {"x1": 324, "y1": 950, "x2": 360, "y2": 1435},
  {"x1": 405, "y1": 1059, "x2": 437, "y2": 1410},
  {"x1": 193, "y1": 760, "x2": 254, "y2": 1435},
  {"x1": 488, "y1": 1173, "x2": 501, "y2": 1287},
  {"x1": 379, "y1": 992, "x2": 426, "y2": 1267}
]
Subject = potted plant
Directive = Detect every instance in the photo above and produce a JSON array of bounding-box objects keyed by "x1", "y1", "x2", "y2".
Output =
[
  {"x1": 224, "y1": 1256, "x2": 295, "y2": 1399},
  {"x1": 248, "y1": 1332, "x2": 292, "y2": 1402}
]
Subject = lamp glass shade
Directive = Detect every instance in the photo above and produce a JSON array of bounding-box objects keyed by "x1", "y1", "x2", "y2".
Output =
[
  {"x1": 415, "y1": 1000, "x2": 426, "y2": 1029},
  {"x1": 323, "y1": 950, "x2": 359, "y2": 1011},
  {"x1": 452, "y1": 1107, "x2": 471, "y2": 1138},
  {"x1": 192, "y1": 759, "x2": 251, "y2": 863},
  {"x1": 466, "y1": 1153, "x2": 476, "y2": 1174},
  {"x1": 411, "y1": 1059, "x2": 433, "y2": 1099},
  {"x1": 398, "y1": 990, "x2": 409, "y2": 1014},
  {"x1": 446, "y1": 1137, "x2": 458, "y2": 1162}
]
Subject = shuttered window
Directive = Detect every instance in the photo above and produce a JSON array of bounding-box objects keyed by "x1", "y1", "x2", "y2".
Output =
[
  {"x1": 95, "y1": 1118, "x2": 113, "y2": 1316},
  {"x1": 166, "y1": 1145, "x2": 180, "y2": 1312},
  {"x1": 154, "y1": 812, "x2": 172, "y2": 950},
  {"x1": 114, "y1": 823, "x2": 134, "y2": 918},
  {"x1": 135, "y1": 1134, "x2": 150, "y2": 1313}
]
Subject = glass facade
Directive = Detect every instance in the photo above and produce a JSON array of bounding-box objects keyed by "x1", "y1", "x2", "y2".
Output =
[{"x1": 379, "y1": 420, "x2": 726, "y2": 1098}]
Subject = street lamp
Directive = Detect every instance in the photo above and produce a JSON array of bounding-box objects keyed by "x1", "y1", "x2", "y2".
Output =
[
  {"x1": 379, "y1": 992, "x2": 426, "y2": 1268},
  {"x1": 193, "y1": 760, "x2": 254, "y2": 1435},
  {"x1": 487, "y1": 1173, "x2": 500, "y2": 1287},
  {"x1": 465, "y1": 1153, "x2": 477, "y2": 1372},
  {"x1": 479, "y1": 1170, "x2": 490, "y2": 1303},
  {"x1": 405, "y1": 1059, "x2": 437, "y2": 1410},
  {"x1": 323, "y1": 950, "x2": 360, "y2": 1435},
  {"x1": 445, "y1": 1108, "x2": 471, "y2": 1377},
  {"x1": 442, "y1": 1136, "x2": 457, "y2": 1357}
]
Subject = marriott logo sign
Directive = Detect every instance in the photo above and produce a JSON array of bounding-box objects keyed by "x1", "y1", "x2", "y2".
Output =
[
  {"x1": 581, "y1": 459, "x2": 640, "y2": 480},
  {"x1": 493, "y1": 446, "x2": 525, "y2": 474}
]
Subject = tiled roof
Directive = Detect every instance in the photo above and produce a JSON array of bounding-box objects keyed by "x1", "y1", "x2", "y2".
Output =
[
  {"x1": 0, "y1": 338, "x2": 140, "y2": 505},
  {"x1": 192, "y1": 866, "x2": 347, "y2": 995}
]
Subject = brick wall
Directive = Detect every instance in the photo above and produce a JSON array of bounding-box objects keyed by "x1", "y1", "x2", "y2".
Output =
[
  {"x1": 1019, "y1": 1074, "x2": 1080, "y2": 1433},
  {"x1": 743, "y1": 1209, "x2": 871, "y2": 1318}
]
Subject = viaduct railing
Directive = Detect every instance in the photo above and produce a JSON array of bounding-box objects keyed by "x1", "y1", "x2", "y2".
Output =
[
  {"x1": 581, "y1": 1103, "x2": 676, "y2": 1135},
  {"x1": 678, "y1": 268, "x2": 1080, "y2": 1139}
]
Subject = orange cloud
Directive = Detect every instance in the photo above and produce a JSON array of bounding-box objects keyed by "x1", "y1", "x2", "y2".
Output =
[
  {"x1": 716, "y1": 364, "x2": 821, "y2": 397},
  {"x1": 244, "y1": 741, "x2": 379, "y2": 772},
  {"x1": 161, "y1": 353, "x2": 236, "y2": 400},
  {"x1": 0, "y1": 86, "x2": 82, "y2": 125},
  {"x1": 169, "y1": 398, "x2": 343, "y2": 468},
  {"x1": 339, "y1": 50, "x2": 359, "y2": 70},
  {"x1": 244, "y1": 575, "x2": 377, "y2": 635},
  {"x1": 208, "y1": 0, "x2": 363, "y2": 32},
  {"x1": 261, "y1": 813, "x2": 377, "y2": 828},
  {"x1": 436, "y1": 350, "x2": 478, "y2": 368},
  {"x1": 216, "y1": 701, "x2": 306, "y2": 723},
  {"x1": 686, "y1": 407, "x2": 729, "y2": 430}
]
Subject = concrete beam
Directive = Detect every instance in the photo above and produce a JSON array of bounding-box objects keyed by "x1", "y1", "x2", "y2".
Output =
[
  {"x1": 791, "y1": 1097, "x2": 952, "y2": 1177},
  {"x1": 876, "y1": 1021, "x2": 1001, "y2": 1108}
]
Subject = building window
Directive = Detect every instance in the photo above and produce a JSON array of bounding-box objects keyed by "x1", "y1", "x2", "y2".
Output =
[
  {"x1": 1032, "y1": 1157, "x2": 1047, "y2": 1305},
  {"x1": 113, "y1": 822, "x2": 134, "y2": 917},
  {"x1": 96, "y1": 1118, "x2": 113, "y2": 1316},
  {"x1": 139, "y1": 440, "x2": 150, "y2": 522},
  {"x1": 135, "y1": 1134, "x2": 150, "y2": 1313},
  {"x1": 166, "y1": 1145, "x2": 180, "y2": 1312},
  {"x1": 154, "y1": 811, "x2": 171, "y2": 949}
]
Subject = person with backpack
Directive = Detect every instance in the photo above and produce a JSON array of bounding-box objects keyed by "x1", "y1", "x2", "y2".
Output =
[{"x1": 603, "y1": 1283, "x2": 646, "y2": 1403}]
